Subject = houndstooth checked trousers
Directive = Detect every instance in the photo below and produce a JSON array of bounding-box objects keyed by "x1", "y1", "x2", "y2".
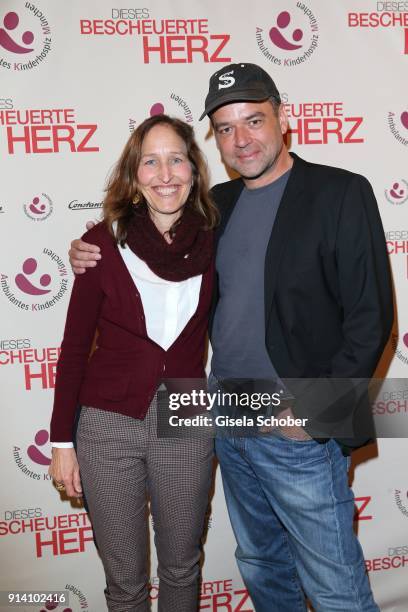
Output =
[{"x1": 76, "y1": 394, "x2": 214, "y2": 612}]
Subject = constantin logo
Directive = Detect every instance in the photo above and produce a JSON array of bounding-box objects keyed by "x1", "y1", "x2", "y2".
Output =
[
  {"x1": 68, "y1": 199, "x2": 102, "y2": 211},
  {"x1": 385, "y1": 180, "x2": 408, "y2": 205},
  {"x1": 388, "y1": 110, "x2": 408, "y2": 147},
  {"x1": 0, "y1": 3, "x2": 52, "y2": 71},
  {"x1": 23, "y1": 193, "x2": 53, "y2": 220},
  {"x1": 1, "y1": 249, "x2": 69, "y2": 312},
  {"x1": 256, "y1": 3, "x2": 319, "y2": 67}
]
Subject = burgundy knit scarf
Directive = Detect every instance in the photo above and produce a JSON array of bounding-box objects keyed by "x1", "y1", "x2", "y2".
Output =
[{"x1": 126, "y1": 207, "x2": 213, "y2": 281}]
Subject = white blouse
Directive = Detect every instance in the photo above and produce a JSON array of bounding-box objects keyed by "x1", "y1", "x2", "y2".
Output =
[{"x1": 119, "y1": 243, "x2": 202, "y2": 350}]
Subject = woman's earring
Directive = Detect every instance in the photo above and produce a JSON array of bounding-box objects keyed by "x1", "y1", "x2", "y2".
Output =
[{"x1": 132, "y1": 193, "x2": 141, "y2": 205}]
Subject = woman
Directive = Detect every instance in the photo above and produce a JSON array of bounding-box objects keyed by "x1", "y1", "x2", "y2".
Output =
[{"x1": 49, "y1": 114, "x2": 219, "y2": 611}]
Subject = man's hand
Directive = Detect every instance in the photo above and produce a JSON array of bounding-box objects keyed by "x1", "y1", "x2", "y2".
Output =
[
  {"x1": 277, "y1": 406, "x2": 312, "y2": 441},
  {"x1": 259, "y1": 406, "x2": 312, "y2": 440},
  {"x1": 49, "y1": 447, "x2": 83, "y2": 498},
  {"x1": 69, "y1": 221, "x2": 101, "y2": 274}
]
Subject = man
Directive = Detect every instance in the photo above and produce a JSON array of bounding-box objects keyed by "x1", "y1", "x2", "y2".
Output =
[{"x1": 69, "y1": 63, "x2": 393, "y2": 611}]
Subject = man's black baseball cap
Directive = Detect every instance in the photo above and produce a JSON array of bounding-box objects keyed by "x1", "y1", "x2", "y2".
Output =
[{"x1": 199, "y1": 62, "x2": 281, "y2": 121}]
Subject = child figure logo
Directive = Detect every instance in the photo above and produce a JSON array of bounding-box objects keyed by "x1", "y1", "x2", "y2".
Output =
[
  {"x1": 150, "y1": 102, "x2": 165, "y2": 116},
  {"x1": 1, "y1": 248, "x2": 69, "y2": 312},
  {"x1": 24, "y1": 193, "x2": 53, "y2": 221},
  {"x1": 41, "y1": 602, "x2": 72, "y2": 612},
  {"x1": 40, "y1": 584, "x2": 88, "y2": 611},
  {"x1": 129, "y1": 96, "x2": 193, "y2": 133},
  {"x1": 0, "y1": 11, "x2": 34, "y2": 53},
  {"x1": 29, "y1": 196, "x2": 46, "y2": 214},
  {"x1": 401, "y1": 111, "x2": 408, "y2": 130},
  {"x1": 385, "y1": 180, "x2": 408, "y2": 205},
  {"x1": 0, "y1": 3, "x2": 52, "y2": 71},
  {"x1": 256, "y1": 2, "x2": 319, "y2": 67},
  {"x1": 391, "y1": 333, "x2": 408, "y2": 367},
  {"x1": 269, "y1": 11, "x2": 303, "y2": 50},
  {"x1": 149, "y1": 96, "x2": 193, "y2": 123},
  {"x1": 15, "y1": 258, "x2": 51, "y2": 295},
  {"x1": 27, "y1": 429, "x2": 51, "y2": 466},
  {"x1": 128, "y1": 103, "x2": 165, "y2": 132},
  {"x1": 388, "y1": 110, "x2": 408, "y2": 147},
  {"x1": 13, "y1": 426, "x2": 52, "y2": 480}
]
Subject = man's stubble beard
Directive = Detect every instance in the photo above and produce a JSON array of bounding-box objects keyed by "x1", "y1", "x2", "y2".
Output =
[{"x1": 231, "y1": 141, "x2": 284, "y2": 184}]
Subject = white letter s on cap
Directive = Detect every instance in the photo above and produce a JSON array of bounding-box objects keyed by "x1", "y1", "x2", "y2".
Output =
[{"x1": 218, "y1": 70, "x2": 235, "y2": 89}]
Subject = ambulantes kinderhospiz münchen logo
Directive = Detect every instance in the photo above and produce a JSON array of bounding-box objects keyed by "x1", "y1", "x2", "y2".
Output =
[
  {"x1": 256, "y1": 2, "x2": 319, "y2": 66},
  {"x1": 129, "y1": 97, "x2": 194, "y2": 133},
  {"x1": 385, "y1": 180, "x2": 408, "y2": 205},
  {"x1": 1, "y1": 249, "x2": 69, "y2": 312},
  {"x1": 388, "y1": 109, "x2": 408, "y2": 147},
  {"x1": 23, "y1": 193, "x2": 53, "y2": 220},
  {"x1": 0, "y1": 3, "x2": 51, "y2": 71}
]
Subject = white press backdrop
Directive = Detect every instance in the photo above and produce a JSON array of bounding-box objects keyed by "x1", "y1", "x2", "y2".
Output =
[{"x1": 1, "y1": 1, "x2": 408, "y2": 610}]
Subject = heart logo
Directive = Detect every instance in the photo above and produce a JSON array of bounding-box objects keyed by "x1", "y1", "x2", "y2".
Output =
[
  {"x1": 401, "y1": 111, "x2": 408, "y2": 130},
  {"x1": 403, "y1": 333, "x2": 408, "y2": 348}
]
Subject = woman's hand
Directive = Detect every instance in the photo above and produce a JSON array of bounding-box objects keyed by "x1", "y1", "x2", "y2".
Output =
[{"x1": 49, "y1": 448, "x2": 83, "y2": 498}]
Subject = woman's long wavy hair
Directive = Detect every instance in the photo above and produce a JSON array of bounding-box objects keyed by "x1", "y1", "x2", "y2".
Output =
[{"x1": 103, "y1": 114, "x2": 219, "y2": 244}]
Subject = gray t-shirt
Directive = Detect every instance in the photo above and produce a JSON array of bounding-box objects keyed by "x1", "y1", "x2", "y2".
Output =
[{"x1": 211, "y1": 170, "x2": 290, "y2": 380}]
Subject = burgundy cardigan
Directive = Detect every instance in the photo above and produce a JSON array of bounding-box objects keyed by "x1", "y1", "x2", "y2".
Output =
[{"x1": 50, "y1": 222, "x2": 214, "y2": 442}]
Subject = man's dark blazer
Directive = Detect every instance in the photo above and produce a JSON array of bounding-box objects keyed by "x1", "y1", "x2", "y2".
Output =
[{"x1": 209, "y1": 153, "x2": 394, "y2": 448}]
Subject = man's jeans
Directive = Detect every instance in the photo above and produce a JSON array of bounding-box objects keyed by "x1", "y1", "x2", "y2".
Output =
[{"x1": 209, "y1": 374, "x2": 378, "y2": 612}]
